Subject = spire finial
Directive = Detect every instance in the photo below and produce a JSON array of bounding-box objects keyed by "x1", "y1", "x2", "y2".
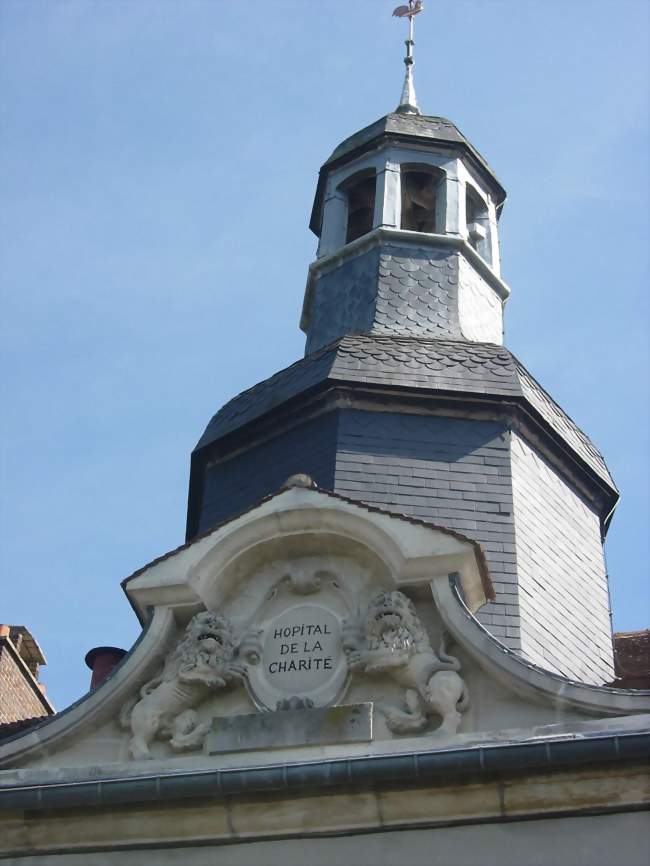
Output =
[{"x1": 392, "y1": 1, "x2": 424, "y2": 115}]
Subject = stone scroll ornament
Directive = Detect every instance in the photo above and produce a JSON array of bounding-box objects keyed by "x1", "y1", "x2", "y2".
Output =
[
  {"x1": 119, "y1": 611, "x2": 246, "y2": 759},
  {"x1": 342, "y1": 590, "x2": 469, "y2": 735}
]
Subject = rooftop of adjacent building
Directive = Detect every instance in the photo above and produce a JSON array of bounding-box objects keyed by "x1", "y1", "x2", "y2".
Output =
[
  {"x1": 609, "y1": 629, "x2": 650, "y2": 689},
  {"x1": 1, "y1": 625, "x2": 46, "y2": 675},
  {"x1": 0, "y1": 624, "x2": 54, "y2": 726}
]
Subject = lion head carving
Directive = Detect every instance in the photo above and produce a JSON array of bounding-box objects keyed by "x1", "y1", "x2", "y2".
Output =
[
  {"x1": 161, "y1": 611, "x2": 238, "y2": 687},
  {"x1": 121, "y1": 610, "x2": 243, "y2": 760},
  {"x1": 363, "y1": 590, "x2": 432, "y2": 657},
  {"x1": 346, "y1": 589, "x2": 468, "y2": 736}
]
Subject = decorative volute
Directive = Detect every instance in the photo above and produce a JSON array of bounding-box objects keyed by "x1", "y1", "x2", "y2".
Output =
[{"x1": 301, "y1": 113, "x2": 511, "y2": 355}]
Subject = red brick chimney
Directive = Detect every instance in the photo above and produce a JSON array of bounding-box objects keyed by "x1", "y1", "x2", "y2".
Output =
[{"x1": 85, "y1": 646, "x2": 127, "y2": 690}]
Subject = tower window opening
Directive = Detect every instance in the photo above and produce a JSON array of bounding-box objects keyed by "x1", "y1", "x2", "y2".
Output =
[
  {"x1": 343, "y1": 173, "x2": 376, "y2": 244},
  {"x1": 466, "y1": 185, "x2": 490, "y2": 260},
  {"x1": 400, "y1": 167, "x2": 440, "y2": 233}
]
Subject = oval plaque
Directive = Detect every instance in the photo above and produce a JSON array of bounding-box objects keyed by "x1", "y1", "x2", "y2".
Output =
[{"x1": 246, "y1": 603, "x2": 347, "y2": 710}]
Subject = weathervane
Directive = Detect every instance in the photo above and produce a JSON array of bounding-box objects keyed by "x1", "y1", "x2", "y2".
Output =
[{"x1": 392, "y1": 1, "x2": 424, "y2": 115}]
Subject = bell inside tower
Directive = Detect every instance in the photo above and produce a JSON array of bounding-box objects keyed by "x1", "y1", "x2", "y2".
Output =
[
  {"x1": 400, "y1": 166, "x2": 441, "y2": 233},
  {"x1": 343, "y1": 171, "x2": 376, "y2": 243}
]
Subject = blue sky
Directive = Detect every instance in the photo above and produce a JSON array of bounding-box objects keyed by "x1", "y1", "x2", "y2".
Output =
[{"x1": 1, "y1": 0, "x2": 648, "y2": 710}]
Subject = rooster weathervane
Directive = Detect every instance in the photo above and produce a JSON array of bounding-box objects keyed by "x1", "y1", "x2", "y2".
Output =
[{"x1": 392, "y1": 1, "x2": 424, "y2": 115}]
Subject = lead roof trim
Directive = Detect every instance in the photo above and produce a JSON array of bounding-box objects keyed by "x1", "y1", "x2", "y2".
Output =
[{"x1": 1, "y1": 730, "x2": 647, "y2": 812}]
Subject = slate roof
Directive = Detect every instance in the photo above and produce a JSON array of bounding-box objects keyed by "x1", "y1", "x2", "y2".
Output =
[
  {"x1": 195, "y1": 334, "x2": 615, "y2": 492},
  {"x1": 614, "y1": 630, "x2": 650, "y2": 678},
  {"x1": 325, "y1": 113, "x2": 498, "y2": 181},
  {"x1": 326, "y1": 114, "x2": 462, "y2": 159}
]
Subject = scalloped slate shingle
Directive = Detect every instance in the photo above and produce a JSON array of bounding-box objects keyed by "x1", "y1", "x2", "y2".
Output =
[
  {"x1": 375, "y1": 250, "x2": 460, "y2": 336},
  {"x1": 331, "y1": 334, "x2": 518, "y2": 391},
  {"x1": 305, "y1": 246, "x2": 464, "y2": 354},
  {"x1": 195, "y1": 335, "x2": 614, "y2": 490}
]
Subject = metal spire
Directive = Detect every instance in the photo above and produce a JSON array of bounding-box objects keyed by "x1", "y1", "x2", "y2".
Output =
[{"x1": 392, "y1": 1, "x2": 424, "y2": 115}]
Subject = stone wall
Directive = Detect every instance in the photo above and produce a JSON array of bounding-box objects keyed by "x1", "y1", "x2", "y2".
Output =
[
  {"x1": 510, "y1": 432, "x2": 615, "y2": 683},
  {"x1": 2, "y1": 781, "x2": 647, "y2": 866}
]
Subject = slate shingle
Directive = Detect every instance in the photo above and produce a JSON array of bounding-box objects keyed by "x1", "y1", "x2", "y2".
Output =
[{"x1": 195, "y1": 334, "x2": 614, "y2": 493}]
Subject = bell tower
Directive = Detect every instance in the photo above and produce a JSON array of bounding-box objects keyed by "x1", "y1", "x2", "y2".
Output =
[
  {"x1": 303, "y1": 3, "x2": 506, "y2": 356},
  {"x1": 186, "y1": 5, "x2": 619, "y2": 686},
  {"x1": 303, "y1": 111, "x2": 507, "y2": 354}
]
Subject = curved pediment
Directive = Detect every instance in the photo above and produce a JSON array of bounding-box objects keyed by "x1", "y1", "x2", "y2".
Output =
[
  {"x1": 0, "y1": 485, "x2": 647, "y2": 774},
  {"x1": 124, "y1": 485, "x2": 493, "y2": 623}
]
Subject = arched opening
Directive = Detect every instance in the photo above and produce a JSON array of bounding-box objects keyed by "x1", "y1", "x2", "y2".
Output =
[
  {"x1": 465, "y1": 185, "x2": 490, "y2": 261},
  {"x1": 400, "y1": 165, "x2": 442, "y2": 233},
  {"x1": 341, "y1": 171, "x2": 376, "y2": 244}
]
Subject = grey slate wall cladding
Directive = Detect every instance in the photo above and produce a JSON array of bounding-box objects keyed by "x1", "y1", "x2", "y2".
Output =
[
  {"x1": 198, "y1": 408, "x2": 519, "y2": 645},
  {"x1": 333, "y1": 410, "x2": 519, "y2": 644},
  {"x1": 510, "y1": 433, "x2": 614, "y2": 683},
  {"x1": 191, "y1": 339, "x2": 617, "y2": 676},
  {"x1": 306, "y1": 246, "x2": 462, "y2": 355},
  {"x1": 198, "y1": 414, "x2": 338, "y2": 533},
  {"x1": 306, "y1": 248, "x2": 380, "y2": 355},
  {"x1": 374, "y1": 247, "x2": 460, "y2": 338}
]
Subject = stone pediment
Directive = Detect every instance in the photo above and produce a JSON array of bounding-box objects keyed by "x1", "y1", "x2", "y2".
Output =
[{"x1": 1, "y1": 484, "x2": 648, "y2": 775}]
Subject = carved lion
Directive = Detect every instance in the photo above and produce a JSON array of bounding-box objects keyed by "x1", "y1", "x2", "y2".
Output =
[
  {"x1": 343, "y1": 590, "x2": 469, "y2": 735},
  {"x1": 119, "y1": 611, "x2": 243, "y2": 759}
]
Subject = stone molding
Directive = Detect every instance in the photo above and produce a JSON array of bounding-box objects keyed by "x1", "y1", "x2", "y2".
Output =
[
  {"x1": 0, "y1": 759, "x2": 647, "y2": 857},
  {"x1": 433, "y1": 576, "x2": 649, "y2": 716}
]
